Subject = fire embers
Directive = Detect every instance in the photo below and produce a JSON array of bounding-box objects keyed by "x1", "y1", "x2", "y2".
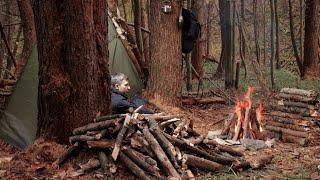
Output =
[{"x1": 223, "y1": 86, "x2": 267, "y2": 141}]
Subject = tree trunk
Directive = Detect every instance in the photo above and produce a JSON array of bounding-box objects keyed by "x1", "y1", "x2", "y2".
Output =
[
  {"x1": 191, "y1": 0, "x2": 205, "y2": 79},
  {"x1": 263, "y1": 0, "x2": 266, "y2": 65},
  {"x1": 221, "y1": 0, "x2": 234, "y2": 89},
  {"x1": 146, "y1": 0, "x2": 182, "y2": 106},
  {"x1": 303, "y1": 0, "x2": 319, "y2": 78},
  {"x1": 141, "y1": 0, "x2": 150, "y2": 64},
  {"x1": 215, "y1": 0, "x2": 226, "y2": 77},
  {"x1": 275, "y1": 0, "x2": 280, "y2": 69},
  {"x1": 17, "y1": 0, "x2": 36, "y2": 77},
  {"x1": 253, "y1": 0, "x2": 260, "y2": 64},
  {"x1": 288, "y1": 0, "x2": 304, "y2": 75},
  {"x1": 270, "y1": 0, "x2": 275, "y2": 88},
  {"x1": 133, "y1": 0, "x2": 145, "y2": 65},
  {"x1": 206, "y1": 1, "x2": 213, "y2": 59},
  {"x1": 34, "y1": 0, "x2": 111, "y2": 142}
]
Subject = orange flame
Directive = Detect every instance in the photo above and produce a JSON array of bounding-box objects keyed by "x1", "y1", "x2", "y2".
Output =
[
  {"x1": 244, "y1": 86, "x2": 253, "y2": 109},
  {"x1": 256, "y1": 103, "x2": 264, "y2": 132}
]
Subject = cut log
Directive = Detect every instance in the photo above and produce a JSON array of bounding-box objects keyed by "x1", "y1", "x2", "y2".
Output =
[
  {"x1": 270, "y1": 105, "x2": 318, "y2": 117},
  {"x1": 122, "y1": 146, "x2": 160, "y2": 177},
  {"x1": 185, "y1": 169, "x2": 195, "y2": 180},
  {"x1": 265, "y1": 114, "x2": 311, "y2": 126},
  {"x1": 173, "y1": 120, "x2": 189, "y2": 137},
  {"x1": 87, "y1": 139, "x2": 115, "y2": 149},
  {"x1": 243, "y1": 107, "x2": 252, "y2": 139},
  {"x1": 182, "y1": 135, "x2": 204, "y2": 146},
  {"x1": 267, "y1": 111, "x2": 314, "y2": 123},
  {"x1": 95, "y1": 114, "x2": 124, "y2": 122},
  {"x1": 278, "y1": 92, "x2": 317, "y2": 103},
  {"x1": 232, "y1": 160, "x2": 251, "y2": 171},
  {"x1": 186, "y1": 127, "x2": 201, "y2": 137},
  {"x1": 183, "y1": 154, "x2": 223, "y2": 172},
  {"x1": 164, "y1": 133, "x2": 235, "y2": 165},
  {"x1": 181, "y1": 97, "x2": 225, "y2": 105},
  {"x1": 56, "y1": 142, "x2": 80, "y2": 166},
  {"x1": 112, "y1": 114, "x2": 131, "y2": 161},
  {"x1": 249, "y1": 155, "x2": 273, "y2": 169},
  {"x1": 203, "y1": 139, "x2": 244, "y2": 156},
  {"x1": 266, "y1": 120, "x2": 308, "y2": 132},
  {"x1": 73, "y1": 119, "x2": 120, "y2": 135},
  {"x1": 143, "y1": 127, "x2": 180, "y2": 178},
  {"x1": 148, "y1": 114, "x2": 183, "y2": 122},
  {"x1": 149, "y1": 120, "x2": 179, "y2": 168},
  {"x1": 69, "y1": 135, "x2": 96, "y2": 143},
  {"x1": 95, "y1": 129, "x2": 108, "y2": 140},
  {"x1": 276, "y1": 100, "x2": 316, "y2": 110},
  {"x1": 159, "y1": 118, "x2": 181, "y2": 129},
  {"x1": 78, "y1": 158, "x2": 101, "y2": 174},
  {"x1": 280, "y1": 88, "x2": 317, "y2": 97},
  {"x1": 119, "y1": 152, "x2": 151, "y2": 180},
  {"x1": 282, "y1": 133, "x2": 309, "y2": 146},
  {"x1": 98, "y1": 151, "x2": 108, "y2": 173},
  {"x1": 265, "y1": 125, "x2": 308, "y2": 138}
]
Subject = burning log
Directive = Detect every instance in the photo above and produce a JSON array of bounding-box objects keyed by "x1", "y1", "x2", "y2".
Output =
[
  {"x1": 73, "y1": 119, "x2": 120, "y2": 135},
  {"x1": 203, "y1": 139, "x2": 244, "y2": 156},
  {"x1": 112, "y1": 114, "x2": 131, "y2": 160},
  {"x1": 119, "y1": 152, "x2": 151, "y2": 180},
  {"x1": 249, "y1": 155, "x2": 273, "y2": 169},
  {"x1": 278, "y1": 92, "x2": 317, "y2": 103},
  {"x1": 280, "y1": 88, "x2": 317, "y2": 97},
  {"x1": 143, "y1": 127, "x2": 181, "y2": 178},
  {"x1": 265, "y1": 125, "x2": 308, "y2": 138},
  {"x1": 182, "y1": 154, "x2": 223, "y2": 172}
]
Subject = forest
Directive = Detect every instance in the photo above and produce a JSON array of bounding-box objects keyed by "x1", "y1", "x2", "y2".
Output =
[{"x1": 0, "y1": 0, "x2": 319, "y2": 179}]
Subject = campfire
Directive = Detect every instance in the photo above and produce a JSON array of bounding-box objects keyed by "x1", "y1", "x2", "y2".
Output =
[{"x1": 222, "y1": 86, "x2": 267, "y2": 141}]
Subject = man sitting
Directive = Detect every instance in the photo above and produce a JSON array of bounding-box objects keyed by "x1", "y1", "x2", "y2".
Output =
[{"x1": 111, "y1": 73, "x2": 154, "y2": 114}]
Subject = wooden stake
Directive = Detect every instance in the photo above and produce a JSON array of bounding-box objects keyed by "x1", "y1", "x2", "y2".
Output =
[
  {"x1": 112, "y1": 114, "x2": 131, "y2": 161},
  {"x1": 143, "y1": 127, "x2": 181, "y2": 178},
  {"x1": 119, "y1": 152, "x2": 151, "y2": 180},
  {"x1": 183, "y1": 154, "x2": 223, "y2": 172}
]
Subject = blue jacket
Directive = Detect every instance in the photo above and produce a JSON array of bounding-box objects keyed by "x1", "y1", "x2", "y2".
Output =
[{"x1": 111, "y1": 89, "x2": 153, "y2": 114}]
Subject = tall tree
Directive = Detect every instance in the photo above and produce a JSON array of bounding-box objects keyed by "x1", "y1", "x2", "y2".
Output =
[
  {"x1": 303, "y1": 0, "x2": 319, "y2": 78},
  {"x1": 275, "y1": 0, "x2": 280, "y2": 69},
  {"x1": 253, "y1": 0, "x2": 260, "y2": 64},
  {"x1": 17, "y1": 0, "x2": 36, "y2": 76},
  {"x1": 191, "y1": 0, "x2": 205, "y2": 79},
  {"x1": 220, "y1": 0, "x2": 234, "y2": 88},
  {"x1": 34, "y1": 0, "x2": 111, "y2": 142},
  {"x1": 270, "y1": 0, "x2": 275, "y2": 88},
  {"x1": 146, "y1": 0, "x2": 182, "y2": 106}
]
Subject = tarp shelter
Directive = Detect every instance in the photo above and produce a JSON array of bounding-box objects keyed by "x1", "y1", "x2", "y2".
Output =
[{"x1": 0, "y1": 16, "x2": 144, "y2": 149}]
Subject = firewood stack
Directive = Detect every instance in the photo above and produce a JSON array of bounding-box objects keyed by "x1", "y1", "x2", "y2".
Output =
[
  {"x1": 56, "y1": 107, "x2": 264, "y2": 179},
  {"x1": 264, "y1": 88, "x2": 320, "y2": 146}
]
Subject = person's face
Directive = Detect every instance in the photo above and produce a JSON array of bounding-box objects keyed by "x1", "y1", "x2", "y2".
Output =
[{"x1": 115, "y1": 79, "x2": 130, "y2": 93}]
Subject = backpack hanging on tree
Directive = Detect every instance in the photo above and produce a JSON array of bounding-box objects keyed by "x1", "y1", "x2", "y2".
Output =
[{"x1": 182, "y1": 8, "x2": 201, "y2": 54}]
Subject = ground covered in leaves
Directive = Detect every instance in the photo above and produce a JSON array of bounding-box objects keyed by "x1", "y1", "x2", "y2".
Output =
[{"x1": 0, "y1": 102, "x2": 320, "y2": 179}]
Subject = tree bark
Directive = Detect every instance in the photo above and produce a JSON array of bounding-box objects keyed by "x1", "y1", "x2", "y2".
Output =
[
  {"x1": 146, "y1": 0, "x2": 182, "y2": 106},
  {"x1": 191, "y1": 0, "x2": 205, "y2": 79},
  {"x1": 303, "y1": 0, "x2": 319, "y2": 78},
  {"x1": 270, "y1": 0, "x2": 275, "y2": 88},
  {"x1": 119, "y1": 152, "x2": 151, "y2": 180},
  {"x1": 34, "y1": 0, "x2": 111, "y2": 142},
  {"x1": 288, "y1": 0, "x2": 304, "y2": 75},
  {"x1": 16, "y1": 0, "x2": 36, "y2": 76},
  {"x1": 183, "y1": 154, "x2": 223, "y2": 172},
  {"x1": 275, "y1": 0, "x2": 280, "y2": 69},
  {"x1": 133, "y1": 0, "x2": 145, "y2": 65}
]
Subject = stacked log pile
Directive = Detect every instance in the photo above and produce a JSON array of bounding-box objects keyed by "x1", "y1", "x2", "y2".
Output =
[
  {"x1": 265, "y1": 88, "x2": 320, "y2": 146},
  {"x1": 56, "y1": 107, "x2": 269, "y2": 179}
]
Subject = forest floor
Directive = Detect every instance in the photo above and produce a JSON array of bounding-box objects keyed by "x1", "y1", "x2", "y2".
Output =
[{"x1": 0, "y1": 99, "x2": 320, "y2": 179}]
